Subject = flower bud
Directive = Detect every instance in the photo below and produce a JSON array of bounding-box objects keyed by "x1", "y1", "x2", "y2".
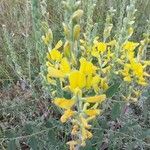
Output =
[
  {"x1": 64, "y1": 41, "x2": 71, "y2": 58},
  {"x1": 72, "y1": 9, "x2": 83, "y2": 22},
  {"x1": 73, "y1": 24, "x2": 81, "y2": 40},
  {"x1": 62, "y1": 23, "x2": 70, "y2": 39}
]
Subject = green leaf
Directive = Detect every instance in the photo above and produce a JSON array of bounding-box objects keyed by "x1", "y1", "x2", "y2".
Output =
[
  {"x1": 98, "y1": 118, "x2": 109, "y2": 129},
  {"x1": 24, "y1": 123, "x2": 33, "y2": 135},
  {"x1": 28, "y1": 137, "x2": 39, "y2": 150},
  {"x1": 56, "y1": 79, "x2": 64, "y2": 97},
  {"x1": 7, "y1": 140, "x2": 17, "y2": 150},
  {"x1": 80, "y1": 141, "x2": 96, "y2": 150},
  {"x1": 111, "y1": 103, "x2": 121, "y2": 120},
  {"x1": 142, "y1": 129, "x2": 150, "y2": 139},
  {"x1": 5, "y1": 129, "x2": 16, "y2": 138},
  {"x1": 94, "y1": 129, "x2": 104, "y2": 147},
  {"x1": 63, "y1": 91, "x2": 72, "y2": 99},
  {"x1": 106, "y1": 82, "x2": 120, "y2": 98},
  {"x1": 44, "y1": 120, "x2": 53, "y2": 128},
  {"x1": 47, "y1": 130, "x2": 57, "y2": 146}
]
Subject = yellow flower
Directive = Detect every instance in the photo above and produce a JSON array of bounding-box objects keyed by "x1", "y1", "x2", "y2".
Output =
[
  {"x1": 121, "y1": 64, "x2": 131, "y2": 76},
  {"x1": 133, "y1": 90, "x2": 141, "y2": 97},
  {"x1": 81, "y1": 128, "x2": 93, "y2": 146},
  {"x1": 46, "y1": 40, "x2": 63, "y2": 61},
  {"x1": 86, "y1": 74, "x2": 93, "y2": 89},
  {"x1": 86, "y1": 95, "x2": 106, "y2": 103},
  {"x1": 67, "y1": 141, "x2": 78, "y2": 150},
  {"x1": 47, "y1": 58, "x2": 71, "y2": 79},
  {"x1": 91, "y1": 48, "x2": 100, "y2": 58},
  {"x1": 84, "y1": 109, "x2": 101, "y2": 117},
  {"x1": 130, "y1": 61, "x2": 144, "y2": 78},
  {"x1": 124, "y1": 76, "x2": 132, "y2": 82},
  {"x1": 79, "y1": 58, "x2": 97, "y2": 75},
  {"x1": 91, "y1": 75, "x2": 101, "y2": 92},
  {"x1": 91, "y1": 40, "x2": 107, "y2": 57},
  {"x1": 47, "y1": 74, "x2": 56, "y2": 85},
  {"x1": 84, "y1": 129, "x2": 93, "y2": 139},
  {"x1": 97, "y1": 42, "x2": 107, "y2": 53},
  {"x1": 122, "y1": 41, "x2": 139, "y2": 60},
  {"x1": 53, "y1": 98, "x2": 76, "y2": 109},
  {"x1": 47, "y1": 49, "x2": 62, "y2": 61},
  {"x1": 128, "y1": 51, "x2": 135, "y2": 60},
  {"x1": 69, "y1": 71, "x2": 86, "y2": 91},
  {"x1": 71, "y1": 125, "x2": 79, "y2": 135},
  {"x1": 54, "y1": 40, "x2": 63, "y2": 49},
  {"x1": 60, "y1": 109, "x2": 75, "y2": 123},
  {"x1": 80, "y1": 116, "x2": 91, "y2": 129},
  {"x1": 106, "y1": 48, "x2": 114, "y2": 62},
  {"x1": 120, "y1": 59, "x2": 148, "y2": 86},
  {"x1": 130, "y1": 60, "x2": 148, "y2": 85},
  {"x1": 47, "y1": 66, "x2": 64, "y2": 78},
  {"x1": 121, "y1": 64, "x2": 132, "y2": 82},
  {"x1": 100, "y1": 78, "x2": 109, "y2": 90},
  {"x1": 123, "y1": 41, "x2": 139, "y2": 51},
  {"x1": 137, "y1": 77, "x2": 147, "y2": 86},
  {"x1": 60, "y1": 57, "x2": 71, "y2": 74}
]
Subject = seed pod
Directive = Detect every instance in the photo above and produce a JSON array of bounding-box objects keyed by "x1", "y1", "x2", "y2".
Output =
[
  {"x1": 62, "y1": 23, "x2": 70, "y2": 39},
  {"x1": 64, "y1": 41, "x2": 71, "y2": 58},
  {"x1": 72, "y1": 9, "x2": 83, "y2": 22},
  {"x1": 73, "y1": 24, "x2": 81, "y2": 40}
]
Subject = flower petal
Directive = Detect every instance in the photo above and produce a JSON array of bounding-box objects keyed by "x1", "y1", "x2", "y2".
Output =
[
  {"x1": 60, "y1": 57, "x2": 71, "y2": 74},
  {"x1": 60, "y1": 109, "x2": 75, "y2": 123},
  {"x1": 53, "y1": 98, "x2": 76, "y2": 109},
  {"x1": 48, "y1": 66, "x2": 64, "y2": 78},
  {"x1": 84, "y1": 109, "x2": 101, "y2": 117},
  {"x1": 69, "y1": 71, "x2": 86, "y2": 91},
  {"x1": 86, "y1": 95, "x2": 106, "y2": 103}
]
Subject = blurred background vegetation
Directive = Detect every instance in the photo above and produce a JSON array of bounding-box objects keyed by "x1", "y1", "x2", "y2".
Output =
[{"x1": 0, "y1": 0, "x2": 150, "y2": 149}]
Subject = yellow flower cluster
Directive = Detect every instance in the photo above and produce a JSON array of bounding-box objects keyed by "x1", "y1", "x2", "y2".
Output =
[
  {"x1": 119, "y1": 41, "x2": 150, "y2": 86},
  {"x1": 44, "y1": 35, "x2": 149, "y2": 149},
  {"x1": 42, "y1": 2, "x2": 149, "y2": 149},
  {"x1": 45, "y1": 39, "x2": 107, "y2": 147}
]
